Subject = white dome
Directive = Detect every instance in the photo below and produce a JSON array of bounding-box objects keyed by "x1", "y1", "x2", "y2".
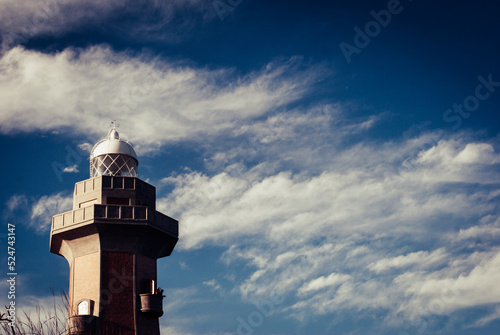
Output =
[
  {"x1": 90, "y1": 128, "x2": 138, "y2": 178},
  {"x1": 91, "y1": 132, "x2": 138, "y2": 161}
]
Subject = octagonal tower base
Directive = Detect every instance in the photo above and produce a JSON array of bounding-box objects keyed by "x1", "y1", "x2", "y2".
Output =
[{"x1": 50, "y1": 175, "x2": 178, "y2": 335}]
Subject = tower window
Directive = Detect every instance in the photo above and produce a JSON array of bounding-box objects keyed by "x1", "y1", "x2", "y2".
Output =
[
  {"x1": 78, "y1": 300, "x2": 89, "y2": 315},
  {"x1": 76, "y1": 299, "x2": 93, "y2": 316}
]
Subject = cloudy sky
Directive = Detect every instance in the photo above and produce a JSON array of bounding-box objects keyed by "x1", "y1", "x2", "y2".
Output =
[{"x1": 1, "y1": 0, "x2": 500, "y2": 334}]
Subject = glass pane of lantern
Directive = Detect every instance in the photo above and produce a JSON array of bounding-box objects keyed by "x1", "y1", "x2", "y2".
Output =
[{"x1": 91, "y1": 154, "x2": 138, "y2": 178}]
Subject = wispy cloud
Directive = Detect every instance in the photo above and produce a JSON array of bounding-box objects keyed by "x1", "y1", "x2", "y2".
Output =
[
  {"x1": 0, "y1": 46, "x2": 318, "y2": 153},
  {"x1": 157, "y1": 130, "x2": 500, "y2": 329},
  {"x1": 78, "y1": 142, "x2": 92, "y2": 152},
  {"x1": 0, "y1": 0, "x2": 211, "y2": 47},
  {"x1": 62, "y1": 164, "x2": 79, "y2": 173},
  {"x1": 455, "y1": 216, "x2": 500, "y2": 242},
  {"x1": 203, "y1": 279, "x2": 222, "y2": 292},
  {"x1": 160, "y1": 136, "x2": 500, "y2": 250},
  {"x1": 161, "y1": 286, "x2": 221, "y2": 334},
  {"x1": 368, "y1": 249, "x2": 448, "y2": 274},
  {"x1": 30, "y1": 192, "x2": 72, "y2": 233},
  {"x1": 6, "y1": 194, "x2": 28, "y2": 212},
  {"x1": 396, "y1": 250, "x2": 500, "y2": 317},
  {"x1": 298, "y1": 273, "x2": 351, "y2": 295},
  {"x1": 472, "y1": 305, "x2": 500, "y2": 327},
  {"x1": 5, "y1": 192, "x2": 72, "y2": 233}
]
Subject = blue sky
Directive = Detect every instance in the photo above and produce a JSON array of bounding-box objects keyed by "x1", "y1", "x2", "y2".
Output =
[{"x1": 1, "y1": 0, "x2": 500, "y2": 334}]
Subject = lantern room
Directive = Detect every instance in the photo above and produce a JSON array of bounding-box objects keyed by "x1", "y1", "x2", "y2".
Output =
[{"x1": 90, "y1": 124, "x2": 138, "y2": 178}]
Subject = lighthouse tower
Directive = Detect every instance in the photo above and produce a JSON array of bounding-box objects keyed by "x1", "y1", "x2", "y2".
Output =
[{"x1": 50, "y1": 124, "x2": 178, "y2": 335}]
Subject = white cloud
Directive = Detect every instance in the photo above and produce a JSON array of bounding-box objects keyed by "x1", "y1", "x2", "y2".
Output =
[
  {"x1": 455, "y1": 215, "x2": 500, "y2": 242},
  {"x1": 160, "y1": 326, "x2": 196, "y2": 335},
  {"x1": 161, "y1": 148, "x2": 496, "y2": 251},
  {"x1": 0, "y1": 0, "x2": 120, "y2": 44},
  {"x1": 78, "y1": 142, "x2": 92, "y2": 152},
  {"x1": 298, "y1": 273, "x2": 351, "y2": 294},
  {"x1": 234, "y1": 107, "x2": 335, "y2": 144},
  {"x1": 203, "y1": 279, "x2": 221, "y2": 292},
  {"x1": 416, "y1": 140, "x2": 498, "y2": 170},
  {"x1": 203, "y1": 105, "x2": 383, "y2": 173},
  {"x1": 454, "y1": 143, "x2": 496, "y2": 164},
  {"x1": 395, "y1": 250, "x2": 500, "y2": 317},
  {"x1": 157, "y1": 131, "x2": 500, "y2": 327},
  {"x1": 368, "y1": 249, "x2": 448, "y2": 274},
  {"x1": 30, "y1": 192, "x2": 72, "y2": 233},
  {"x1": 0, "y1": 0, "x2": 211, "y2": 47},
  {"x1": 6, "y1": 194, "x2": 28, "y2": 212},
  {"x1": 472, "y1": 305, "x2": 500, "y2": 327},
  {"x1": 62, "y1": 164, "x2": 79, "y2": 173},
  {"x1": 160, "y1": 286, "x2": 229, "y2": 335},
  {"x1": 0, "y1": 46, "x2": 317, "y2": 153}
]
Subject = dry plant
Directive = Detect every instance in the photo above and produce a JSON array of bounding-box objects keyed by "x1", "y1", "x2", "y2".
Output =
[{"x1": 1, "y1": 290, "x2": 69, "y2": 335}]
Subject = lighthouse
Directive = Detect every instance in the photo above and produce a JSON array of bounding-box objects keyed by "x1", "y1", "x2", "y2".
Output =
[{"x1": 50, "y1": 124, "x2": 178, "y2": 334}]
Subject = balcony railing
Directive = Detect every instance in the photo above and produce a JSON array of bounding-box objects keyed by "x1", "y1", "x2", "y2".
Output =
[
  {"x1": 74, "y1": 176, "x2": 155, "y2": 196},
  {"x1": 51, "y1": 204, "x2": 178, "y2": 236}
]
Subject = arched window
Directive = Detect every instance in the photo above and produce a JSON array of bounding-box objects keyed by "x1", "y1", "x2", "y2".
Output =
[{"x1": 78, "y1": 300, "x2": 89, "y2": 315}]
